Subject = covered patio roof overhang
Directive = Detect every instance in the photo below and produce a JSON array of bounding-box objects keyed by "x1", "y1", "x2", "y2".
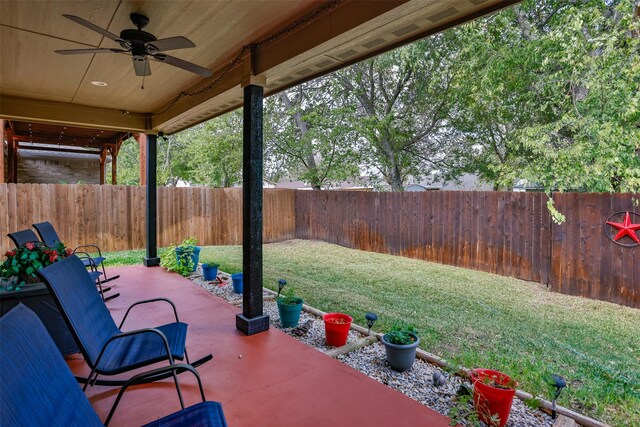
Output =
[{"x1": 0, "y1": 0, "x2": 519, "y2": 334}]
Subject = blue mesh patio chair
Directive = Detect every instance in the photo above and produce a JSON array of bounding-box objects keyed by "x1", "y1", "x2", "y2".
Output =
[
  {"x1": 32, "y1": 221, "x2": 118, "y2": 301},
  {"x1": 36, "y1": 255, "x2": 212, "y2": 392},
  {"x1": 1, "y1": 304, "x2": 227, "y2": 427},
  {"x1": 33, "y1": 221, "x2": 119, "y2": 285},
  {"x1": 7, "y1": 228, "x2": 40, "y2": 247},
  {"x1": 7, "y1": 228, "x2": 103, "y2": 287}
]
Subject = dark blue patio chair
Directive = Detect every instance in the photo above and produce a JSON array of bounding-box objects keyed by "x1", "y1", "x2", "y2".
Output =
[
  {"x1": 36, "y1": 255, "x2": 212, "y2": 391},
  {"x1": 0, "y1": 304, "x2": 227, "y2": 427},
  {"x1": 7, "y1": 228, "x2": 103, "y2": 287},
  {"x1": 32, "y1": 221, "x2": 118, "y2": 301},
  {"x1": 7, "y1": 228, "x2": 40, "y2": 247},
  {"x1": 7, "y1": 229, "x2": 40, "y2": 248},
  {"x1": 33, "y1": 221, "x2": 119, "y2": 285}
]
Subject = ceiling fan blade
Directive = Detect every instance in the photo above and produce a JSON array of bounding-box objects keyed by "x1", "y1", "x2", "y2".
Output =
[
  {"x1": 151, "y1": 54, "x2": 212, "y2": 77},
  {"x1": 132, "y1": 58, "x2": 151, "y2": 76},
  {"x1": 63, "y1": 14, "x2": 124, "y2": 43},
  {"x1": 147, "y1": 36, "x2": 195, "y2": 53},
  {"x1": 55, "y1": 48, "x2": 127, "y2": 55}
]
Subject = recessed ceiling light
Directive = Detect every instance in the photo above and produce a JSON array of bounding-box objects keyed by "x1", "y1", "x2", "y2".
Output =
[{"x1": 91, "y1": 81, "x2": 108, "y2": 87}]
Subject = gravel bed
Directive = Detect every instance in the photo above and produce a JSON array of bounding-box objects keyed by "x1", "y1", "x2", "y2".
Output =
[
  {"x1": 337, "y1": 343, "x2": 553, "y2": 427},
  {"x1": 189, "y1": 269, "x2": 270, "y2": 301},
  {"x1": 189, "y1": 269, "x2": 553, "y2": 426}
]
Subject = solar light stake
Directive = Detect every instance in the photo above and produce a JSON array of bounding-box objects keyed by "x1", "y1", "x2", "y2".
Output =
[
  {"x1": 364, "y1": 312, "x2": 378, "y2": 335},
  {"x1": 277, "y1": 279, "x2": 287, "y2": 299},
  {"x1": 550, "y1": 374, "x2": 566, "y2": 419}
]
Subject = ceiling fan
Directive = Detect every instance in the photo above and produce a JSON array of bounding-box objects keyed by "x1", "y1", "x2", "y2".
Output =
[{"x1": 55, "y1": 13, "x2": 213, "y2": 78}]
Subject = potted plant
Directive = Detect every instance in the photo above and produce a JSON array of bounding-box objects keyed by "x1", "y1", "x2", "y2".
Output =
[
  {"x1": 161, "y1": 238, "x2": 200, "y2": 276},
  {"x1": 276, "y1": 283, "x2": 303, "y2": 328},
  {"x1": 0, "y1": 242, "x2": 78, "y2": 355},
  {"x1": 201, "y1": 261, "x2": 219, "y2": 281},
  {"x1": 381, "y1": 324, "x2": 420, "y2": 372},
  {"x1": 470, "y1": 369, "x2": 517, "y2": 427},
  {"x1": 323, "y1": 312, "x2": 352, "y2": 346},
  {"x1": 1, "y1": 241, "x2": 72, "y2": 291},
  {"x1": 174, "y1": 237, "x2": 200, "y2": 273}
]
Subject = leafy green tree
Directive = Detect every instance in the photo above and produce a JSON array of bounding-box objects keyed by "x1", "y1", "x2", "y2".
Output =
[
  {"x1": 115, "y1": 112, "x2": 243, "y2": 187},
  {"x1": 449, "y1": 0, "x2": 640, "y2": 193},
  {"x1": 175, "y1": 111, "x2": 243, "y2": 187},
  {"x1": 113, "y1": 137, "x2": 140, "y2": 185},
  {"x1": 335, "y1": 37, "x2": 458, "y2": 191},
  {"x1": 265, "y1": 77, "x2": 360, "y2": 189}
]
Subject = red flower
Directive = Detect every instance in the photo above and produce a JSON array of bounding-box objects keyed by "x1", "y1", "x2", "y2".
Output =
[
  {"x1": 25, "y1": 242, "x2": 35, "y2": 250},
  {"x1": 5, "y1": 250, "x2": 16, "y2": 257},
  {"x1": 49, "y1": 252, "x2": 58, "y2": 263},
  {"x1": 66, "y1": 248, "x2": 73, "y2": 256}
]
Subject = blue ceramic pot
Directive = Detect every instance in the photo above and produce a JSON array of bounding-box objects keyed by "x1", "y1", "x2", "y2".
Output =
[
  {"x1": 201, "y1": 264, "x2": 218, "y2": 281},
  {"x1": 231, "y1": 273, "x2": 243, "y2": 293},
  {"x1": 175, "y1": 246, "x2": 201, "y2": 273}
]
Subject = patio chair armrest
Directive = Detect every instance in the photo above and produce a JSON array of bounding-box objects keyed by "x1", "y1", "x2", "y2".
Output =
[
  {"x1": 73, "y1": 243, "x2": 103, "y2": 257},
  {"x1": 105, "y1": 363, "x2": 207, "y2": 425},
  {"x1": 73, "y1": 250, "x2": 98, "y2": 269},
  {"x1": 119, "y1": 298, "x2": 180, "y2": 329}
]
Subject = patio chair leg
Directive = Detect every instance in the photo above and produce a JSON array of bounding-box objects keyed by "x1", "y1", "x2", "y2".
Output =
[
  {"x1": 74, "y1": 357, "x2": 212, "y2": 387},
  {"x1": 190, "y1": 354, "x2": 213, "y2": 368},
  {"x1": 98, "y1": 261, "x2": 120, "y2": 284},
  {"x1": 83, "y1": 370, "x2": 98, "y2": 391},
  {"x1": 99, "y1": 274, "x2": 120, "y2": 284},
  {"x1": 172, "y1": 371, "x2": 185, "y2": 410},
  {"x1": 103, "y1": 292, "x2": 120, "y2": 302}
]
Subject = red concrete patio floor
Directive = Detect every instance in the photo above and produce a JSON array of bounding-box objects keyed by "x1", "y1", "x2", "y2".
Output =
[{"x1": 67, "y1": 265, "x2": 452, "y2": 427}]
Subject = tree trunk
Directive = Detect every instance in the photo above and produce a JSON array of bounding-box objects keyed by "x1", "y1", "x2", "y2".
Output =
[
  {"x1": 388, "y1": 170, "x2": 404, "y2": 191},
  {"x1": 279, "y1": 92, "x2": 322, "y2": 188},
  {"x1": 378, "y1": 135, "x2": 404, "y2": 191}
]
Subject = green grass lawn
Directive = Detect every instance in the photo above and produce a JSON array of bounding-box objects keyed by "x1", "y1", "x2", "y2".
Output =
[{"x1": 105, "y1": 240, "x2": 640, "y2": 425}]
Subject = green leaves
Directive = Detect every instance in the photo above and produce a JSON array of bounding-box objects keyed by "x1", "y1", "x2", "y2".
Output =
[{"x1": 449, "y1": 0, "x2": 640, "y2": 195}]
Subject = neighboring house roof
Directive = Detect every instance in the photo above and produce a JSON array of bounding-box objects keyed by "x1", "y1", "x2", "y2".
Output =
[
  {"x1": 276, "y1": 174, "x2": 493, "y2": 192},
  {"x1": 513, "y1": 179, "x2": 545, "y2": 192},
  {"x1": 408, "y1": 173, "x2": 493, "y2": 191},
  {"x1": 275, "y1": 177, "x2": 373, "y2": 191},
  {"x1": 18, "y1": 149, "x2": 107, "y2": 162}
]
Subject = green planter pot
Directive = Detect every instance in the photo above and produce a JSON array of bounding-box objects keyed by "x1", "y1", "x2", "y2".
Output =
[
  {"x1": 277, "y1": 298, "x2": 303, "y2": 328},
  {"x1": 381, "y1": 332, "x2": 420, "y2": 372}
]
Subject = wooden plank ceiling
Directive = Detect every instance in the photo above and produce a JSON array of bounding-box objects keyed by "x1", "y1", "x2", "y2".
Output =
[{"x1": 0, "y1": 0, "x2": 518, "y2": 135}]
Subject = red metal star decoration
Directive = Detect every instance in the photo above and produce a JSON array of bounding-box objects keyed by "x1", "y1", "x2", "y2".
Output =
[{"x1": 606, "y1": 212, "x2": 640, "y2": 244}]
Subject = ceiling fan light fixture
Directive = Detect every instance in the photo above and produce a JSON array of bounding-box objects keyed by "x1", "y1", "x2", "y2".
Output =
[{"x1": 90, "y1": 81, "x2": 108, "y2": 87}]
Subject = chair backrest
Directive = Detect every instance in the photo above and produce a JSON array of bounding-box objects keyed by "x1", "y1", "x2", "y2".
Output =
[
  {"x1": 0, "y1": 305, "x2": 103, "y2": 427},
  {"x1": 37, "y1": 255, "x2": 119, "y2": 367},
  {"x1": 7, "y1": 229, "x2": 40, "y2": 247},
  {"x1": 33, "y1": 221, "x2": 62, "y2": 247}
]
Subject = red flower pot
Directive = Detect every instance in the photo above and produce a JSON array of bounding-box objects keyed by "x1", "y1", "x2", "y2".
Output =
[
  {"x1": 323, "y1": 313, "x2": 352, "y2": 347},
  {"x1": 471, "y1": 369, "x2": 516, "y2": 427}
]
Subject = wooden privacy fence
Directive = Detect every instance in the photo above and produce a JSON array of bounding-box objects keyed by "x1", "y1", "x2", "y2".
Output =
[
  {"x1": 1, "y1": 184, "x2": 638, "y2": 308},
  {"x1": 296, "y1": 191, "x2": 639, "y2": 308},
  {"x1": 0, "y1": 184, "x2": 295, "y2": 253}
]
